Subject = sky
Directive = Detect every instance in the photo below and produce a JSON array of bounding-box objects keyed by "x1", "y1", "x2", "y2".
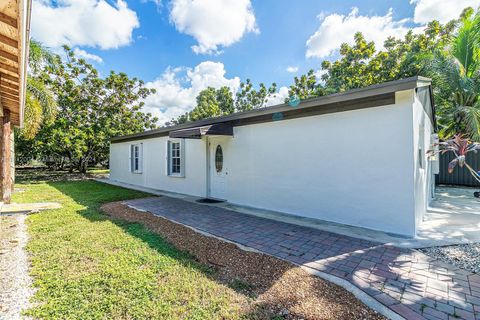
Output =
[{"x1": 31, "y1": 0, "x2": 480, "y2": 124}]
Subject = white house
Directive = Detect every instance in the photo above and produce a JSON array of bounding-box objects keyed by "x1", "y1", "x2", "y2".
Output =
[{"x1": 109, "y1": 76, "x2": 437, "y2": 237}]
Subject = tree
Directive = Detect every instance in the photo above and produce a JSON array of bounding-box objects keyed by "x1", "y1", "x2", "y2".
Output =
[
  {"x1": 428, "y1": 8, "x2": 480, "y2": 140},
  {"x1": 287, "y1": 19, "x2": 453, "y2": 101},
  {"x1": 170, "y1": 86, "x2": 234, "y2": 124},
  {"x1": 235, "y1": 79, "x2": 277, "y2": 112},
  {"x1": 17, "y1": 45, "x2": 158, "y2": 172},
  {"x1": 286, "y1": 69, "x2": 332, "y2": 101},
  {"x1": 216, "y1": 86, "x2": 235, "y2": 114},
  {"x1": 189, "y1": 87, "x2": 220, "y2": 121},
  {"x1": 189, "y1": 86, "x2": 234, "y2": 121},
  {"x1": 171, "y1": 80, "x2": 276, "y2": 124},
  {"x1": 20, "y1": 40, "x2": 59, "y2": 139}
]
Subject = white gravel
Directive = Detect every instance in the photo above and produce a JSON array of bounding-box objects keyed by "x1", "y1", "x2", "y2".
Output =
[
  {"x1": 0, "y1": 213, "x2": 34, "y2": 320},
  {"x1": 420, "y1": 243, "x2": 480, "y2": 273}
]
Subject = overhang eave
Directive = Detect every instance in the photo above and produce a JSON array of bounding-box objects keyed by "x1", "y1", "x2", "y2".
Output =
[
  {"x1": 169, "y1": 123, "x2": 234, "y2": 139},
  {"x1": 0, "y1": 0, "x2": 31, "y2": 127}
]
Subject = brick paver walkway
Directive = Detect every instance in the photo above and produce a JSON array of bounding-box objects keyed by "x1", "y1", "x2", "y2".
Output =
[{"x1": 126, "y1": 197, "x2": 480, "y2": 320}]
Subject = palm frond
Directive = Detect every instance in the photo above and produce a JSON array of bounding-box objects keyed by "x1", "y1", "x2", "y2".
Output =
[
  {"x1": 452, "y1": 17, "x2": 477, "y2": 76},
  {"x1": 29, "y1": 40, "x2": 59, "y2": 74},
  {"x1": 462, "y1": 103, "x2": 480, "y2": 141},
  {"x1": 472, "y1": 10, "x2": 480, "y2": 53},
  {"x1": 27, "y1": 77, "x2": 57, "y2": 123}
]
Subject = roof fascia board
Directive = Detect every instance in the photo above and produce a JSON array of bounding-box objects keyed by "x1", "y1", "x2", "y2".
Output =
[{"x1": 112, "y1": 76, "x2": 430, "y2": 143}]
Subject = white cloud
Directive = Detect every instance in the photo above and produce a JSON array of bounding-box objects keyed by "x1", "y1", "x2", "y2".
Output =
[
  {"x1": 142, "y1": 0, "x2": 162, "y2": 10},
  {"x1": 265, "y1": 86, "x2": 289, "y2": 107},
  {"x1": 32, "y1": 0, "x2": 139, "y2": 49},
  {"x1": 169, "y1": 0, "x2": 258, "y2": 54},
  {"x1": 314, "y1": 69, "x2": 328, "y2": 84},
  {"x1": 306, "y1": 7, "x2": 410, "y2": 59},
  {"x1": 143, "y1": 61, "x2": 241, "y2": 124},
  {"x1": 411, "y1": 0, "x2": 480, "y2": 24},
  {"x1": 286, "y1": 66, "x2": 299, "y2": 73},
  {"x1": 73, "y1": 48, "x2": 103, "y2": 63}
]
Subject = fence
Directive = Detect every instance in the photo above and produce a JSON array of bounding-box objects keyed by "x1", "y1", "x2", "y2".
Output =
[{"x1": 436, "y1": 152, "x2": 480, "y2": 187}]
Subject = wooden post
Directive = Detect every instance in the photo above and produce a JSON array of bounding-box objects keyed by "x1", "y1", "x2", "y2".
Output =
[{"x1": 0, "y1": 108, "x2": 12, "y2": 203}]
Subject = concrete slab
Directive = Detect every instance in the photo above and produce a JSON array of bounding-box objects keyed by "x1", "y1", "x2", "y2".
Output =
[
  {"x1": 417, "y1": 186, "x2": 480, "y2": 247},
  {"x1": 0, "y1": 202, "x2": 61, "y2": 214}
]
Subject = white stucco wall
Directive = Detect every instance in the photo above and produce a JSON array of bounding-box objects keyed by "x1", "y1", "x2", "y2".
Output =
[
  {"x1": 223, "y1": 90, "x2": 417, "y2": 236},
  {"x1": 412, "y1": 88, "x2": 435, "y2": 231},
  {"x1": 110, "y1": 137, "x2": 207, "y2": 197},
  {"x1": 109, "y1": 88, "x2": 431, "y2": 236}
]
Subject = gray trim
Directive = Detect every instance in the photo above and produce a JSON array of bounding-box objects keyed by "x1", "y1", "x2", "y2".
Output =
[
  {"x1": 112, "y1": 76, "x2": 432, "y2": 143},
  {"x1": 416, "y1": 86, "x2": 436, "y2": 131},
  {"x1": 205, "y1": 137, "x2": 211, "y2": 198},
  {"x1": 169, "y1": 123, "x2": 233, "y2": 139}
]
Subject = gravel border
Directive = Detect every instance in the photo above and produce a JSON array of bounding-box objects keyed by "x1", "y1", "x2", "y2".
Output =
[
  {"x1": 101, "y1": 201, "x2": 386, "y2": 320},
  {"x1": 0, "y1": 214, "x2": 34, "y2": 320},
  {"x1": 420, "y1": 243, "x2": 480, "y2": 274}
]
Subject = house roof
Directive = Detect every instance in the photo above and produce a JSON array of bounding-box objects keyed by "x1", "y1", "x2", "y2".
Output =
[
  {"x1": 112, "y1": 76, "x2": 432, "y2": 143},
  {"x1": 0, "y1": 0, "x2": 31, "y2": 126}
]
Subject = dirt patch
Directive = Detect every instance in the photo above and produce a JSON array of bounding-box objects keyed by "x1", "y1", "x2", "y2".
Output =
[{"x1": 101, "y1": 201, "x2": 386, "y2": 320}]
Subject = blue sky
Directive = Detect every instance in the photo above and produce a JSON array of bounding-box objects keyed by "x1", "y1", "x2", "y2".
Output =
[
  {"x1": 31, "y1": 0, "x2": 478, "y2": 123},
  {"x1": 100, "y1": 0, "x2": 415, "y2": 85}
]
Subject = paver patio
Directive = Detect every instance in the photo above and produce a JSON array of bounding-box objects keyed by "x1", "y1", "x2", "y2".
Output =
[{"x1": 126, "y1": 196, "x2": 480, "y2": 320}]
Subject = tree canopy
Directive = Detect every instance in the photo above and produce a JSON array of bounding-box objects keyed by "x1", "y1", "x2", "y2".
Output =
[
  {"x1": 17, "y1": 46, "x2": 158, "y2": 172},
  {"x1": 427, "y1": 8, "x2": 480, "y2": 140},
  {"x1": 286, "y1": 20, "x2": 454, "y2": 100},
  {"x1": 169, "y1": 80, "x2": 277, "y2": 125},
  {"x1": 22, "y1": 41, "x2": 60, "y2": 139}
]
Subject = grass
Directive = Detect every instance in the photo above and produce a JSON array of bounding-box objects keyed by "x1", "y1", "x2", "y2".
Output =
[
  {"x1": 86, "y1": 168, "x2": 110, "y2": 174},
  {"x1": 14, "y1": 179, "x2": 250, "y2": 319}
]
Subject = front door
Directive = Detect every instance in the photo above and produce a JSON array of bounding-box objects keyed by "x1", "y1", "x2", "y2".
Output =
[{"x1": 208, "y1": 138, "x2": 228, "y2": 200}]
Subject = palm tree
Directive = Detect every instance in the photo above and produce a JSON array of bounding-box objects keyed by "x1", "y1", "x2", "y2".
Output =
[
  {"x1": 21, "y1": 40, "x2": 58, "y2": 139},
  {"x1": 430, "y1": 8, "x2": 480, "y2": 140}
]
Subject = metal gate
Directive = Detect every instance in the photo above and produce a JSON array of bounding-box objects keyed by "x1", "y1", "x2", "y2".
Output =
[{"x1": 436, "y1": 152, "x2": 480, "y2": 187}]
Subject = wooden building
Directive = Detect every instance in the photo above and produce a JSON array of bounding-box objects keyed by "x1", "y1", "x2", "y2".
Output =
[{"x1": 0, "y1": 0, "x2": 31, "y2": 203}]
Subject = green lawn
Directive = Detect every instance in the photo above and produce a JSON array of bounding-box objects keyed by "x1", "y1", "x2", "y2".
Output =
[{"x1": 15, "y1": 180, "x2": 249, "y2": 319}]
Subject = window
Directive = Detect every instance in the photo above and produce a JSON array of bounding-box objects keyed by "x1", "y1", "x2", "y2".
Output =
[
  {"x1": 130, "y1": 144, "x2": 142, "y2": 173},
  {"x1": 215, "y1": 145, "x2": 223, "y2": 172},
  {"x1": 418, "y1": 148, "x2": 424, "y2": 169},
  {"x1": 167, "y1": 140, "x2": 184, "y2": 177},
  {"x1": 418, "y1": 124, "x2": 425, "y2": 169}
]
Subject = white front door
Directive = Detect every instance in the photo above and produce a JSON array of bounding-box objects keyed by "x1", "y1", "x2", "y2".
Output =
[{"x1": 208, "y1": 138, "x2": 228, "y2": 200}]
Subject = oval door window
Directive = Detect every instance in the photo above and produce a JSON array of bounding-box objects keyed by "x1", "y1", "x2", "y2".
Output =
[{"x1": 215, "y1": 145, "x2": 223, "y2": 173}]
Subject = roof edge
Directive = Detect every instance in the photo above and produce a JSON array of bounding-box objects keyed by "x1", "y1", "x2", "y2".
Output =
[
  {"x1": 17, "y1": 0, "x2": 32, "y2": 128},
  {"x1": 112, "y1": 76, "x2": 431, "y2": 143}
]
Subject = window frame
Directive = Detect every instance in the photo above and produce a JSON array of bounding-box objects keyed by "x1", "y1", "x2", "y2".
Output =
[
  {"x1": 167, "y1": 139, "x2": 185, "y2": 177},
  {"x1": 130, "y1": 143, "x2": 143, "y2": 174},
  {"x1": 418, "y1": 124, "x2": 425, "y2": 170}
]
